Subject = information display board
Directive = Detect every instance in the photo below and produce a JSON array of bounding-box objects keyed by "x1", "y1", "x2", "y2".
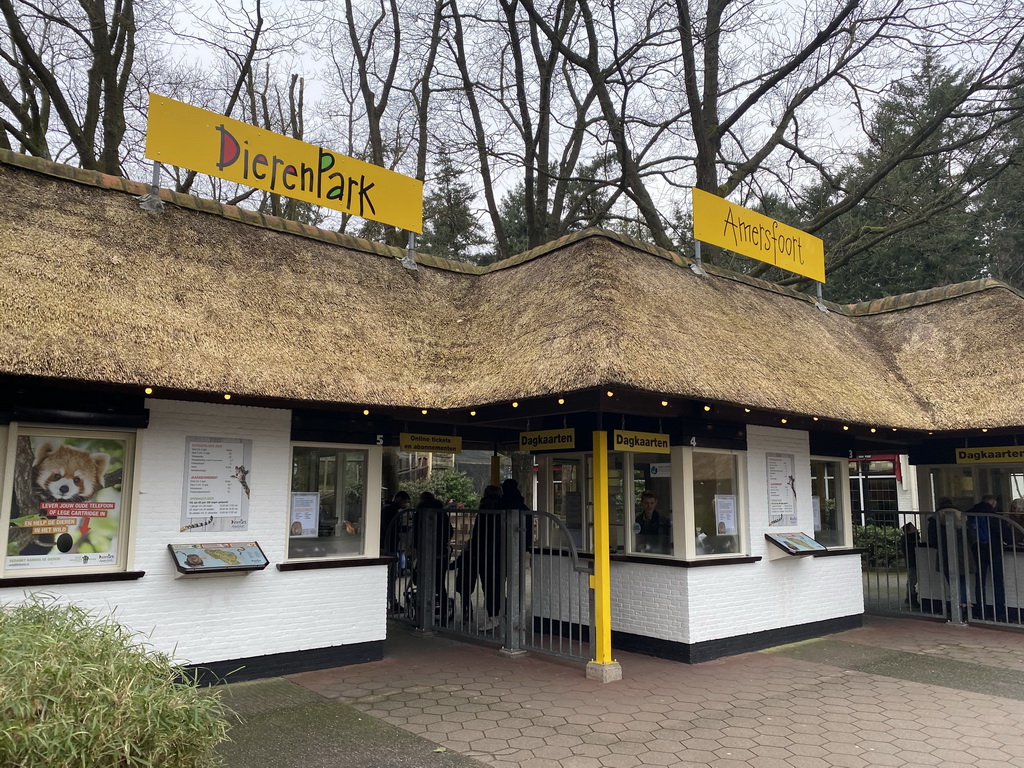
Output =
[
  {"x1": 168, "y1": 541, "x2": 269, "y2": 574},
  {"x1": 764, "y1": 532, "x2": 827, "y2": 557}
]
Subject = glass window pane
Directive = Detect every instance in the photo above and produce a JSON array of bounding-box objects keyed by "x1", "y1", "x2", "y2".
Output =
[
  {"x1": 552, "y1": 458, "x2": 584, "y2": 549},
  {"x1": 631, "y1": 453, "x2": 673, "y2": 555},
  {"x1": 289, "y1": 445, "x2": 367, "y2": 559},
  {"x1": 693, "y1": 452, "x2": 739, "y2": 556},
  {"x1": 811, "y1": 459, "x2": 844, "y2": 547}
]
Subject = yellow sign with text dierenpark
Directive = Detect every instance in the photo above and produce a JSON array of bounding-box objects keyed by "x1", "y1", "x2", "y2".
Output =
[
  {"x1": 692, "y1": 188, "x2": 824, "y2": 283},
  {"x1": 145, "y1": 94, "x2": 423, "y2": 233}
]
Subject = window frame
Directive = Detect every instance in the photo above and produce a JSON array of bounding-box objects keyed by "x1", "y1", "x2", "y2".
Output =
[
  {"x1": 811, "y1": 455, "x2": 852, "y2": 548},
  {"x1": 1, "y1": 423, "x2": 139, "y2": 579},
  {"x1": 286, "y1": 441, "x2": 382, "y2": 562},
  {"x1": 680, "y1": 446, "x2": 747, "y2": 559}
]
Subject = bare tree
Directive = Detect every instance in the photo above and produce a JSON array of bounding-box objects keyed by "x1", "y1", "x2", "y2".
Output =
[{"x1": 0, "y1": 0, "x2": 137, "y2": 173}]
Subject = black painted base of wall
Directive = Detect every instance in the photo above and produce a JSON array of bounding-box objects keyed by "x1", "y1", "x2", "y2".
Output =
[
  {"x1": 184, "y1": 640, "x2": 384, "y2": 686},
  {"x1": 612, "y1": 614, "x2": 863, "y2": 663},
  {"x1": 534, "y1": 613, "x2": 863, "y2": 663}
]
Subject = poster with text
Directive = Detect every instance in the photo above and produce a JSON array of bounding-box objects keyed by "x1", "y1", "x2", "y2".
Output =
[
  {"x1": 5, "y1": 433, "x2": 127, "y2": 570},
  {"x1": 714, "y1": 495, "x2": 737, "y2": 535},
  {"x1": 290, "y1": 493, "x2": 320, "y2": 538},
  {"x1": 180, "y1": 437, "x2": 252, "y2": 533},
  {"x1": 766, "y1": 452, "x2": 797, "y2": 527}
]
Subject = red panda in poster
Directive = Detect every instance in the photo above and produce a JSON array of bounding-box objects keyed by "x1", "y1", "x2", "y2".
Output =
[{"x1": 32, "y1": 442, "x2": 110, "y2": 502}]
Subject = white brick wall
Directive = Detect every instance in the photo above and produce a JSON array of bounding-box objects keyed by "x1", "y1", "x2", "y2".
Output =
[
  {"x1": 579, "y1": 426, "x2": 863, "y2": 645},
  {"x1": 3, "y1": 400, "x2": 386, "y2": 666}
]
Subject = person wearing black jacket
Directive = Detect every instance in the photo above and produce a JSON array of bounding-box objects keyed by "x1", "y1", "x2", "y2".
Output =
[
  {"x1": 967, "y1": 495, "x2": 1007, "y2": 621},
  {"x1": 414, "y1": 492, "x2": 453, "y2": 618},
  {"x1": 900, "y1": 522, "x2": 920, "y2": 610}
]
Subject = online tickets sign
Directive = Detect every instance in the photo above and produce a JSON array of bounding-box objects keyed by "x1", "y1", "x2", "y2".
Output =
[
  {"x1": 145, "y1": 94, "x2": 423, "y2": 233},
  {"x1": 692, "y1": 188, "x2": 824, "y2": 283}
]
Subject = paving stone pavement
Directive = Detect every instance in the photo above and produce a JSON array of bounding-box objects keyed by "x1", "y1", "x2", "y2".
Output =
[{"x1": 288, "y1": 617, "x2": 1024, "y2": 767}]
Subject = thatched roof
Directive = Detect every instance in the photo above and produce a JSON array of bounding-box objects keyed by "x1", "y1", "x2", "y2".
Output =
[{"x1": 0, "y1": 148, "x2": 1021, "y2": 432}]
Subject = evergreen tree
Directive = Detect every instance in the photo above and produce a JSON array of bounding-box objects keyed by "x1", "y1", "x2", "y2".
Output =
[
  {"x1": 481, "y1": 156, "x2": 614, "y2": 264},
  {"x1": 827, "y1": 53, "x2": 985, "y2": 301},
  {"x1": 794, "y1": 50, "x2": 1004, "y2": 303},
  {"x1": 418, "y1": 150, "x2": 487, "y2": 263},
  {"x1": 978, "y1": 71, "x2": 1024, "y2": 292}
]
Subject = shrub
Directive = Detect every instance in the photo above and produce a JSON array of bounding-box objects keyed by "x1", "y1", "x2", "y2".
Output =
[
  {"x1": 0, "y1": 596, "x2": 231, "y2": 767},
  {"x1": 401, "y1": 468, "x2": 479, "y2": 507},
  {"x1": 853, "y1": 524, "x2": 904, "y2": 568}
]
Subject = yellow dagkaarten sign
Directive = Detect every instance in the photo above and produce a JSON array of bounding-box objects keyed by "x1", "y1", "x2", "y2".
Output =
[
  {"x1": 519, "y1": 429, "x2": 576, "y2": 451},
  {"x1": 955, "y1": 446, "x2": 1024, "y2": 464},
  {"x1": 692, "y1": 188, "x2": 825, "y2": 283},
  {"x1": 399, "y1": 433, "x2": 462, "y2": 453},
  {"x1": 145, "y1": 94, "x2": 423, "y2": 233},
  {"x1": 613, "y1": 430, "x2": 670, "y2": 454}
]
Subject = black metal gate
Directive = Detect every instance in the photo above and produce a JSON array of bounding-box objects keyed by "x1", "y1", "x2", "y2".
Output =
[
  {"x1": 383, "y1": 507, "x2": 594, "y2": 662},
  {"x1": 861, "y1": 508, "x2": 1024, "y2": 627}
]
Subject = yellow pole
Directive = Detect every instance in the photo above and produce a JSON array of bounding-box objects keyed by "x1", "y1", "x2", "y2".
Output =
[
  {"x1": 490, "y1": 453, "x2": 501, "y2": 487},
  {"x1": 590, "y1": 430, "x2": 615, "y2": 668}
]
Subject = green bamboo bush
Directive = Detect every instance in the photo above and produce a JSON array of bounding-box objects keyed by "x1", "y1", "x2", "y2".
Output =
[{"x1": 0, "y1": 596, "x2": 231, "y2": 767}]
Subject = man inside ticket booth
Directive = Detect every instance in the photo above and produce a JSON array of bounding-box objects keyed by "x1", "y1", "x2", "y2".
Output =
[{"x1": 635, "y1": 491, "x2": 671, "y2": 554}]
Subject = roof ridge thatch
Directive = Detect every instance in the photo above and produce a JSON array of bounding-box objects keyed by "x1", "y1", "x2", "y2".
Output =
[
  {"x1": 3, "y1": 148, "x2": 1017, "y2": 317},
  {"x1": 842, "y1": 279, "x2": 1022, "y2": 315},
  {"x1": 4, "y1": 148, "x2": 1013, "y2": 318}
]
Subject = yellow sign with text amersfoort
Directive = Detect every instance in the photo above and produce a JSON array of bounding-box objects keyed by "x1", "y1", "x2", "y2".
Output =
[
  {"x1": 145, "y1": 94, "x2": 423, "y2": 233},
  {"x1": 692, "y1": 188, "x2": 825, "y2": 283}
]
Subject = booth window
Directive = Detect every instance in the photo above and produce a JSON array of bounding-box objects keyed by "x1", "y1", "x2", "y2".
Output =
[
  {"x1": 691, "y1": 450, "x2": 742, "y2": 557},
  {"x1": 289, "y1": 445, "x2": 368, "y2": 559},
  {"x1": 630, "y1": 453, "x2": 674, "y2": 556},
  {"x1": 2, "y1": 427, "x2": 136, "y2": 577},
  {"x1": 811, "y1": 457, "x2": 848, "y2": 547},
  {"x1": 849, "y1": 457, "x2": 899, "y2": 526}
]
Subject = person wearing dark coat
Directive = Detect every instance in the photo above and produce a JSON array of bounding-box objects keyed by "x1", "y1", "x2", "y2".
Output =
[
  {"x1": 381, "y1": 490, "x2": 411, "y2": 611},
  {"x1": 967, "y1": 495, "x2": 1007, "y2": 621},
  {"x1": 900, "y1": 521, "x2": 920, "y2": 610},
  {"x1": 458, "y1": 485, "x2": 503, "y2": 627},
  {"x1": 414, "y1": 492, "x2": 453, "y2": 617}
]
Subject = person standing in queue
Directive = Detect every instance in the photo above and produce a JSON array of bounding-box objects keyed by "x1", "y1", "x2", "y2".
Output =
[
  {"x1": 464, "y1": 485, "x2": 503, "y2": 629},
  {"x1": 415, "y1": 491, "x2": 453, "y2": 618},
  {"x1": 381, "y1": 490, "x2": 411, "y2": 612},
  {"x1": 968, "y1": 494, "x2": 1007, "y2": 621}
]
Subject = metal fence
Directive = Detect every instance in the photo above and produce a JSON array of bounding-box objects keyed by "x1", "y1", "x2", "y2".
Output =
[
  {"x1": 859, "y1": 508, "x2": 1024, "y2": 627},
  {"x1": 383, "y1": 507, "x2": 594, "y2": 662}
]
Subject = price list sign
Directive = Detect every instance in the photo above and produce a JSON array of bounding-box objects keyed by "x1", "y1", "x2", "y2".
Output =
[{"x1": 180, "y1": 437, "x2": 253, "y2": 533}]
